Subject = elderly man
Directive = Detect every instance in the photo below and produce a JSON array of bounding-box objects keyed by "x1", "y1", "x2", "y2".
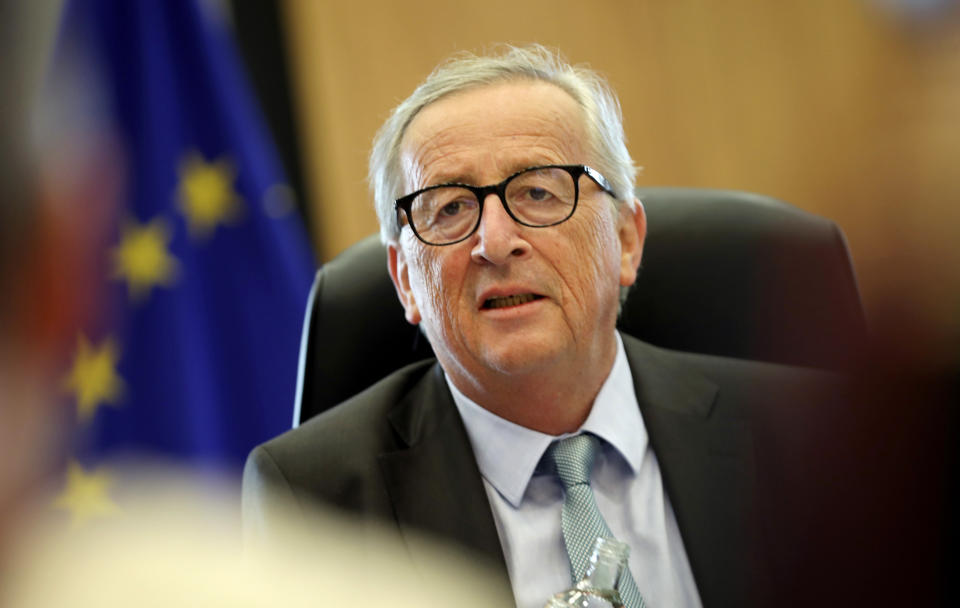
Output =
[{"x1": 244, "y1": 45, "x2": 829, "y2": 608}]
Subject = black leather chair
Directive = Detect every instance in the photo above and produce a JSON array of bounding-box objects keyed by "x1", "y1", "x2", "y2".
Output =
[{"x1": 293, "y1": 188, "x2": 867, "y2": 427}]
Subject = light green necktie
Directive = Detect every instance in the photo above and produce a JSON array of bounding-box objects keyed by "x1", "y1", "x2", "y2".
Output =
[{"x1": 549, "y1": 434, "x2": 646, "y2": 608}]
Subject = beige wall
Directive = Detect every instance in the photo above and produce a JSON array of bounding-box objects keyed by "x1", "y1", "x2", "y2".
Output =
[{"x1": 283, "y1": 0, "x2": 960, "y2": 343}]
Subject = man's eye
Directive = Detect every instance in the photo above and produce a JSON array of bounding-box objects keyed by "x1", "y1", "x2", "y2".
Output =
[
  {"x1": 524, "y1": 187, "x2": 555, "y2": 202},
  {"x1": 529, "y1": 187, "x2": 550, "y2": 201},
  {"x1": 431, "y1": 198, "x2": 477, "y2": 225},
  {"x1": 440, "y1": 201, "x2": 465, "y2": 216}
]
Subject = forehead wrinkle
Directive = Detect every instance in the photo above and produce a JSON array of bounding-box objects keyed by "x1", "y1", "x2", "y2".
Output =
[
  {"x1": 400, "y1": 81, "x2": 589, "y2": 192},
  {"x1": 403, "y1": 126, "x2": 587, "y2": 190}
]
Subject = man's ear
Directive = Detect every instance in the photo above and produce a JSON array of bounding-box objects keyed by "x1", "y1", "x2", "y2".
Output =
[
  {"x1": 617, "y1": 198, "x2": 646, "y2": 288},
  {"x1": 387, "y1": 242, "x2": 421, "y2": 325}
]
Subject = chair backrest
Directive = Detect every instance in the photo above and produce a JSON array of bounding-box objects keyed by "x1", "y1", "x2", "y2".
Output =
[{"x1": 294, "y1": 187, "x2": 867, "y2": 427}]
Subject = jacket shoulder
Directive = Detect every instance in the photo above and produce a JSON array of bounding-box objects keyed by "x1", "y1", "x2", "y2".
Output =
[
  {"x1": 622, "y1": 332, "x2": 841, "y2": 385},
  {"x1": 243, "y1": 358, "x2": 439, "y2": 514},
  {"x1": 619, "y1": 333, "x2": 849, "y2": 419},
  {"x1": 257, "y1": 358, "x2": 437, "y2": 462}
]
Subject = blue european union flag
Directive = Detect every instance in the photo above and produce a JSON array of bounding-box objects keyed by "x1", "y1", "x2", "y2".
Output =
[{"x1": 53, "y1": 0, "x2": 316, "y2": 474}]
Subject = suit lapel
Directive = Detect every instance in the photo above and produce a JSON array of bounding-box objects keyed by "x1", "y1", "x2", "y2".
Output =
[
  {"x1": 622, "y1": 335, "x2": 756, "y2": 608},
  {"x1": 377, "y1": 364, "x2": 511, "y2": 590}
]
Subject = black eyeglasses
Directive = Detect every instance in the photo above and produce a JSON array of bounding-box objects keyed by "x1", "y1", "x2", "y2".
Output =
[{"x1": 394, "y1": 164, "x2": 615, "y2": 246}]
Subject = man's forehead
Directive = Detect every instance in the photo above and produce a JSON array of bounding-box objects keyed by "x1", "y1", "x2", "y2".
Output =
[{"x1": 399, "y1": 80, "x2": 589, "y2": 189}]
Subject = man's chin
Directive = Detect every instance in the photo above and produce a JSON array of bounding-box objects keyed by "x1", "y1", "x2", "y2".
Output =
[{"x1": 474, "y1": 335, "x2": 570, "y2": 377}]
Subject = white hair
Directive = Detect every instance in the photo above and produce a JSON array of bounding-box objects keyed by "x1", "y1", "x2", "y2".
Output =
[{"x1": 368, "y1": 44, "x2": 638, "y2": 243}]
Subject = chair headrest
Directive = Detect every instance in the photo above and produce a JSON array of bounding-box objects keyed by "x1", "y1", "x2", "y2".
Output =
[{"x1": 295, "y1": 187, "x2": 866, "y2": 426}]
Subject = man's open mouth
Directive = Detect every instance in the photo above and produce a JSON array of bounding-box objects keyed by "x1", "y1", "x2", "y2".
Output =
[{"x1": 482, "y1": 294, "x2": 544, "y2": 309}]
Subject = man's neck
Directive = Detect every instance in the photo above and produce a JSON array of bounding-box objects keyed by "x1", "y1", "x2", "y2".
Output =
[{"x1": 441, "y1": 336, "x2": 619, "y2": 435}]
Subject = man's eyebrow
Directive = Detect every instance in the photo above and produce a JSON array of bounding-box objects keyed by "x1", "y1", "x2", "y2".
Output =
[
  {"x1": 425, "y1": 163, "x2": 547, "y2": 188},
  {"x1": 421, "y1": 172, "x2": 476, "y2": 188}
]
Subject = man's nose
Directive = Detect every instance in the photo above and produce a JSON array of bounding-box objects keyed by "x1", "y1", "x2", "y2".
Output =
[{"x1": 470, "y1": 193, "x2": 530, "y2": 265}]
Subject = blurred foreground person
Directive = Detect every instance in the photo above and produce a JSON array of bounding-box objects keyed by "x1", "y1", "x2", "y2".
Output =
[
  {"x1": 3, "y1": 470, "x2": 507, "y2": 608},
  {"x1": 0, "y1": 0, "x2": 76, "y2": 566}
]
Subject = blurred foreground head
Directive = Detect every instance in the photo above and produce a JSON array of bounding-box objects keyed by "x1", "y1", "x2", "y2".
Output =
[
  {"x1": 0, "y1": 0, "x2": 66, "y2": 557},
  {"x1": 3, "y1": 470, "x2": 509, "y2": 608},
  {"x1": 0, "y1": 0, "x2": 120, "y2": 565}
]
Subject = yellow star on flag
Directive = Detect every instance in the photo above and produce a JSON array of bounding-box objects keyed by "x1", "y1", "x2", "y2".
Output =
[
  {"x1": 64, "y1": 333, "x2": 124, "y2": 422},
  {"x1": 112, "y1": 215, "x2": 179, "y2": 301},
  {"x1": 52, "y1": 461, "x2": 122, "y2": 529},
  {"x1": 176, "y1": 153, "x2": 243, "y2": 238}
]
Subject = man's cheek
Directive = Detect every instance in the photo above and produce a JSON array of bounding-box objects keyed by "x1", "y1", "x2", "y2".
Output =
[{"x1": 412, "y1": 267, "x2": 446, "y2": 325}]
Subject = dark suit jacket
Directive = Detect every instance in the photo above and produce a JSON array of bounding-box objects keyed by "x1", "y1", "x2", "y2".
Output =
[{"x1": 243, "y1": 334, "x2": 841, "y2": 607}]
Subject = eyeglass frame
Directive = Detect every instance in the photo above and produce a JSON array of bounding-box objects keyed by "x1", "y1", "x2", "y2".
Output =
[{"x1": 394, "y1": 164, "x2": 617, "y2": 246}]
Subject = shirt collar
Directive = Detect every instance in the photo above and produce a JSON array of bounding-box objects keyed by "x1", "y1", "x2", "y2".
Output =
[{"x1": 447, "y1": 333, "x2": 648, "y2": 507}]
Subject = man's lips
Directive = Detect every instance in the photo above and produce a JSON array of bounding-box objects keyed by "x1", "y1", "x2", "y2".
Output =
[{"x1": 481, "y1": 293, "x2": 545, "y2": 310}]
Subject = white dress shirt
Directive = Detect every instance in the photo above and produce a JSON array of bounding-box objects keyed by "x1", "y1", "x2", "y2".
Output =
[{"x1": 446, "y1": 334, "x2": 703, "y2": 608}]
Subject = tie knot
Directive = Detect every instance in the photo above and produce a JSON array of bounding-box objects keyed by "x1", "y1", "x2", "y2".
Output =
[{"x1": 549, "y1": 433, "x2": 599, "y2": 489}]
